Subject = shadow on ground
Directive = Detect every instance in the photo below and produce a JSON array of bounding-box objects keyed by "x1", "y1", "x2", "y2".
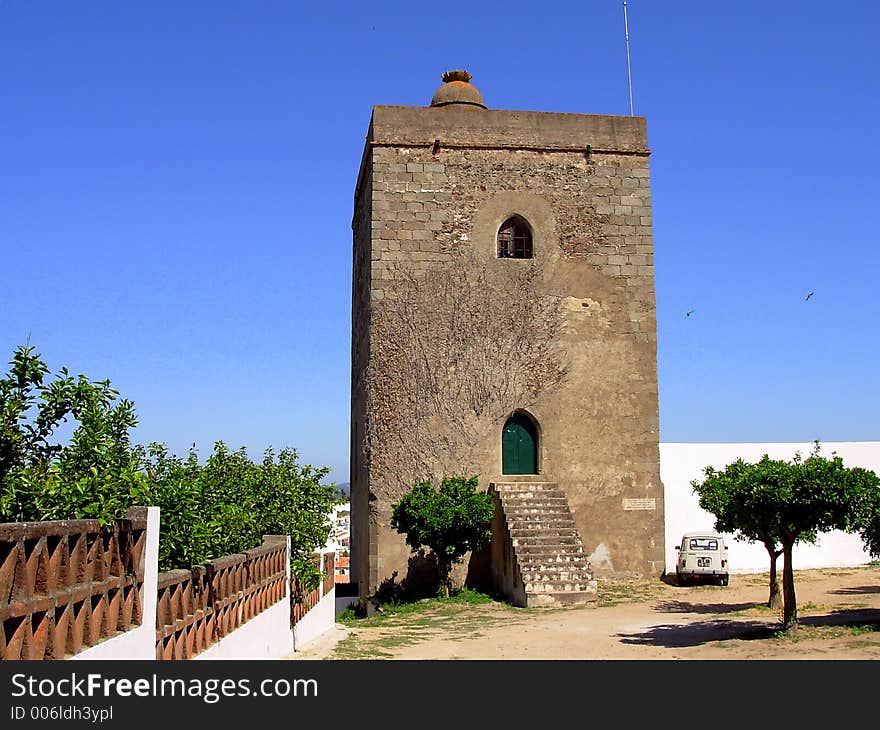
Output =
[
  {"x1": 618, "y1": 608, "x2": 880, "y2": 648},
  {"x1": 618, "y1": 619, "x2": 776, "y2": 647},
  {"x1": 800, "y1": 608, "x2": 880, "y2": 627},
  {"x1": 830, "y1": 586, "x2": 880, "y2": 595},
  {"x1": 653, "y1": 600, "x2": 764, "y2": 615}
]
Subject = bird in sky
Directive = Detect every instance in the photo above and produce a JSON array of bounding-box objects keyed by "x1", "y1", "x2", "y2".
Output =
[
  {"x1": 806, "y1": 291, "x2": 814, "y2": 301},
  {"x1": 686, "y1": 310, "x2": 694, "y2": 317}
]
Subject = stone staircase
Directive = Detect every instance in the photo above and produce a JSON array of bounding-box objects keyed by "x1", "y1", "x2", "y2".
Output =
[{"x1": 493, "y1": 482, "x2": 597, "y2": 608}]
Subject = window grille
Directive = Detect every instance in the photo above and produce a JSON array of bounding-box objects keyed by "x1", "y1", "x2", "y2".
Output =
[{"x1": 497, "y1": 216, "x2": 533, "y2": 259}]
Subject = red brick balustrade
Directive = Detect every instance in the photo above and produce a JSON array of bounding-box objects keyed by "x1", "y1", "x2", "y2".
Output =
[
  {"x1": 0, "y1": 508, "x2": 148, "y2": 660},
  {"x1": 291, "y1": 551, "x2": 334, "y2": 627},
  {"x1": 155, "y1": 536, "x2": 287, "y2": 660},
  {"x1": 322, "y1": 552, "x2": 335, "y2": 597}
]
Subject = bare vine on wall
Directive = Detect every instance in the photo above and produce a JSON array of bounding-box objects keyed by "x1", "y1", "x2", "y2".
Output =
[{"x1": 366, "y1": 248, "x2": 569, "y2": 501}]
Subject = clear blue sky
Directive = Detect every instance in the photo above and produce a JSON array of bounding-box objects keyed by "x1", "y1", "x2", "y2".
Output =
[{"x1": 2, "y1": 1, "x2": 878, "y2": 485}]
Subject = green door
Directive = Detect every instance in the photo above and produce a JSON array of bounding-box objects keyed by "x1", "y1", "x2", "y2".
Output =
[{"x1": 502, "y1": 412, "x2": 538, "y2": 475}]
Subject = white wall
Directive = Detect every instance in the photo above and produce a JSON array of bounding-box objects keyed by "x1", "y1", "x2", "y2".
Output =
[
  {"x1": 289, "y1": 548, "x2": 339, "y2": 652},
  {"x1": 660, "y1": 442, "x2": 880, "y2": 574},
  {"x1": 292, "y1": 587, "x2": 336, "y2": 651},
  {"x1": 196, "y1": 598, "x2": 293, "y2": 660},
  {"x1": 74, "y1": 524, "x2": 299, "y2": 661},
  {"x1": 335, "y1": 594, "x2": 357, "y2": 616}
]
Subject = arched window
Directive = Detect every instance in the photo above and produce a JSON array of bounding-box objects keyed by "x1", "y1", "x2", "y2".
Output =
[
  {"x1": 502, "y1": 411, "x2": 539, "y2": 475},
  {"x1": 497, "y1": 216, "x2": 533, "y2": 259}
]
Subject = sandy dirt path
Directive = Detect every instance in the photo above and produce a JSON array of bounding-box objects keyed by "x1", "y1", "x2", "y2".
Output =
[{"x1": 293, "y1": 565, "x2": 880, "y2": 660}]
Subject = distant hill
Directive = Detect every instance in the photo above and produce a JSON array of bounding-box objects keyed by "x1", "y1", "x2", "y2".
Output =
[{"x1": 334, "y1": 482, "x2": 350, "y2": 498}]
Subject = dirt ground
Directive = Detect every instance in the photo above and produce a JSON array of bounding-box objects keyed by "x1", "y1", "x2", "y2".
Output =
[{"x1": 292, "y1": 564, "x2": 880, "y2": 660}]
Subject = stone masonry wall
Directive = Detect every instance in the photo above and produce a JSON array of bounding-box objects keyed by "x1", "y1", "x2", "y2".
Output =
[
  {"x1": 352, "y1": 106, "x2": 664, "y2": 597},
  {"x1": 350, "y1": 145, "x2": 374, "y2": 599}
]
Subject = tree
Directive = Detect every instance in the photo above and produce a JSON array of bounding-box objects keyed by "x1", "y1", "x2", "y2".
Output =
[
  {"x1": 390, "y1": 476, "x2": 494, "y2": 598},
  {"x1": 0, "y1": 345, "x2": 147, "y2": 525},
  {"x1": 853, "y1": 487, "x2": 880, "y2": 560},
  {"x1": 0, "y1": 345, "x2": 339, "y2": 586},
  {"x1": 692, "y1": 443, "x2": 880, "y2": 632},
  {"x1": 141, "y1": 442, "x2": 338, "y2": 578},
  {"x1": 693, "y1": 459, "x2": 787, "y2": 609}
]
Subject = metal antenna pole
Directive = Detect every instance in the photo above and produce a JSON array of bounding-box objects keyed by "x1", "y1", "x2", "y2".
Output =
[{"x1": 623, "y1": 1, "x2": 634, "y2": 116}]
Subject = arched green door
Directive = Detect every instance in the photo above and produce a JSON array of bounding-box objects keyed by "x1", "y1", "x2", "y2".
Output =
[{"x1": 502, "y1": 412, "x2": 538, "y2": 475}]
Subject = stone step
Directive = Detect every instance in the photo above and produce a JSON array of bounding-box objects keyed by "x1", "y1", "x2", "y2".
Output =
[
  {"x1": 507, "y1": 515, "x2": 575, "y2": 530},
  {"x1": 526, "y1": 589, "x2": 598, "y2": 608},
  {"x1": 515, "y1": 544, "x2": 584, "y2": 554},
  {"x1": 499, "y1": 481, "x2": 562, "y2": 486},
  {"x1": 497, "y1": 491, "x2": 567, "y2": 500},
  {"x1": 520, "y1": 555, "x2": 590, "y2": 570},
  {"x1": 512, "y1": 536, "x2": 583, "y2": 549},
  {"x1": 503, "y1": 506, "x2": 572, "y2": 516},
  {"x1": 510, "y1": 527, "x2": 580, "y2": 539},
  {"x1": 507, "y1": 517, "x2": 574, "y2": 527},
  {"x1": 517, "y1": 546, "x2": 590, "y2": 565},
  {"x1": 508, "y1": 515, "x2": 575, "y2": 524},
  {"x1": 519, "y1": 564, "x2": 592, "y2": 577},
  {"x1": 510, "y1": 527, "x2": 578, "y2": 537},
  {"x1": 525, "y1": 580, "x2": 596, "y2": 593},
  {"x1": 503, "y1": 498, "x2": 567, "y2": 506},
  {"x1": 511, "y1": 531, "x2": 582, "y2": 540},
  {"x1": 502, "y1": 489, "x2": 565, "y2": 504},
  {"x1": 495, "y1": 482, "x2": 597, "y2": 608}
]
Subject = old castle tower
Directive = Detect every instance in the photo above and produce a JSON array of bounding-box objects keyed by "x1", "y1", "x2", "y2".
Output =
[{"x1": 351, "y1": 71, "x2": 664, "y2": 606}]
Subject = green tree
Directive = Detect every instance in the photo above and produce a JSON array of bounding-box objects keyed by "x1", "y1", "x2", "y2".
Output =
[
  {"x1": 0, "y1": 345, "x2": 338, "y2": 587},
  {"x1": 390, "y1": 476, "x2": 494, "y2": 598},
  {"x1": 142, "y1": 441, "x2": 338, "y2": 578},
  {"x1": 853, "y1": 488, "x2": 880, "y2": 560},
  {"x1": 692, "y1": 443, "x2": 880, "y2": 632},
  {"x1": 0, "y1": 345, "x2": 147, "y2": 525},
  {"x1": 692, "y1": 459, "x2": 786, "y2": 609}
]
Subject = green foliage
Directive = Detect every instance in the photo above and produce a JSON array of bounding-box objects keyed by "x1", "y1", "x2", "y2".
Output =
[
  {"x1": 0, "y1": 345, "x2": 338, "y2": 583},
  {"x1": 693, "y1": 443, "x2": 880, "y2": 550},
  {"x1": 141, "y1": 441, "x2": 338, "y2": 574},
  {"x1": 692, "y1": 442, "x2": 880, "y2": 631},
  {"x1": 0, "y1": 345, "x2": 148, "y2": 526},
  {"x1": 337, "y1": 606, "x2": 357, "y2": 623},
  {"x1": 391, "y1": 476, "x2": 494, "y2": 596}
]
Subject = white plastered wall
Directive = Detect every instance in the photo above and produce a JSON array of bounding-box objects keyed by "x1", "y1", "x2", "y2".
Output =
[{"x1": 660, "y1": 442, "x2": 880, "y2": 574}]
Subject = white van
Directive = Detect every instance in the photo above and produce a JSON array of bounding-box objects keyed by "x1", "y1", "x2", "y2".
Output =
[{"x1": 675, "y1": 532, "x2": 729, "y2": 586}]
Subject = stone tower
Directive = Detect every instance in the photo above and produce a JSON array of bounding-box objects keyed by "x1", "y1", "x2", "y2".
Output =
[{"x1": 351, "y1": 71, "x2": 664, "y2": 605}]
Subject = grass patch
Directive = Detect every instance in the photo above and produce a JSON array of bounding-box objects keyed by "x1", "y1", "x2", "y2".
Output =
[
  {"x1": 330, "y1": 588, "x2": 524, "y2": 659},
  {"x1": 771, "y1": 622, "x2": 880, "y2": 642},
  {"x1": 337, "y1": 588, "x2": 496, "y2": 628},
  {"x1": 597, "y1": 577, "x2": 664, "y2": 607}
]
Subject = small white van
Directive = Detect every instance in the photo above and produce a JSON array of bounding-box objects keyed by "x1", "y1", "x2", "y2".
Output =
[{"x1": 675, "y1": 532, "x2": 729, "y2": 586}]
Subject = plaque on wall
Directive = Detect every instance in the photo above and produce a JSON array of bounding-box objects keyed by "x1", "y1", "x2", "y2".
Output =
[{"x1": 623, "y1": 498, "x2": 656, "y2": 511}]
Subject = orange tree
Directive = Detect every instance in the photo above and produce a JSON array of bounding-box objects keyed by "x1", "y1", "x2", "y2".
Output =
[
  {"x1": 0, "y1": 344, "x2": 338, "y2": 588},
  {"x1": 692, "y1": 443, "x2": 880, "y2": 632},
  {"x1": 391, "y1": 476, "x2": 494, "y2": 598}
]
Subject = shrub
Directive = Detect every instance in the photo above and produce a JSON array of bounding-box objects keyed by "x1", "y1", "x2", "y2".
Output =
[{"x1": 390, "y1": 476, "x2": 494, "y2": 598}]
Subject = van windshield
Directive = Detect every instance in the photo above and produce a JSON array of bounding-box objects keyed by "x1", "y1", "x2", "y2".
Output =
[{"x1": 689, "y1": 538, "x2": 718, "y2": 551}]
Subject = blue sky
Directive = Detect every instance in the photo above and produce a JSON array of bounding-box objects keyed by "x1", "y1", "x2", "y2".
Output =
[{"x1": 2, "y1": 1, "x2": 878, "y2": 485}]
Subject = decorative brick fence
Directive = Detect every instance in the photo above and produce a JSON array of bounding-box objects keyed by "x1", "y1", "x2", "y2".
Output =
[
  {"x1": 291, "y1": 551, "x2": 334, "y2": 626},
  {"x1": 0, "y1": 508, "x2": 148, "y2": 660},
  {"x1": 156, "y1": 537, "x2": 287, "y2": 660},
  {"x1": 2, "y1": 510, "x2": 337, "y2": 660}
]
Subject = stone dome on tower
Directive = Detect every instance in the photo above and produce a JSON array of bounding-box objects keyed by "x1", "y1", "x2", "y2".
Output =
[{"x1": 430, "y1": 70, "x2": 488, "y2": 110}]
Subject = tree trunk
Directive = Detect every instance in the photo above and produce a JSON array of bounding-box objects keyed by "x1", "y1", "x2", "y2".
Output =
[
  {"x1": 781, "y1": 538, "x2": 798, "y2": 632},
  {"x1": 438, "y1": 557, "x2": 451, "y2": 598},
  {"x1": 763, "y1": 541, "x2": 782, "y2": 610}
]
